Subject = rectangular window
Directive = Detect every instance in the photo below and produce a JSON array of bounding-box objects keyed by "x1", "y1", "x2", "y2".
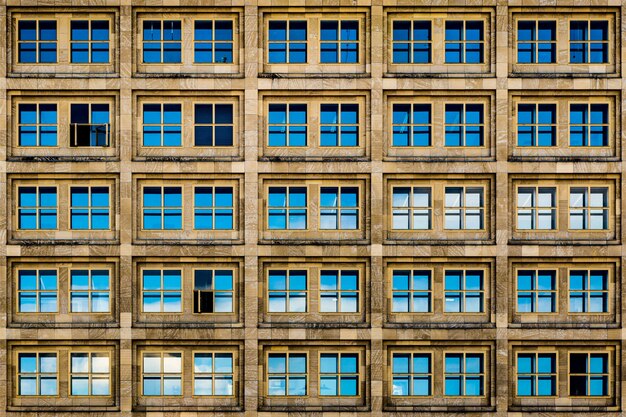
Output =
[
  {"x1": 193, "y1": 187, "x2": 234, "y2": 230},
  {"x1": 570, "y1": 21, "x2": 609, "y2": 63},
  {"x1": 142, "y1": 186, "x2": 183, "y2": 230},
  {"x1": 392, "y1": 104, "x2": 432, "y2": 147},
  {"x1": 141, "y1": 270, "x2": 182, "y2": 313},
  {"x1": 516, "y1": 187, "x2": 557, "y2": 230},
  {"x1": 445, "y1": 104, "x2": 484, "y2": 147},
  {"x1": 516, "y1": 270, "x2": 557, "y2": 313},
  {"x1": 70, "y1": 352, "x2": 110, "y2": 396},
  {"x1": 569, "y1": 187, "x2": 608, "y2": 230},
  {"x1": 268, "y1": 21, "x2": 307, "y2": 63},
  {"x1": 193, "y1": 352, "x2": 234, "y2": 396},
  {"x1": 17, "y1": 269, "x2": 57, "y2": 313},
  {"x1": 142, "y1": 352, "x2": 182, "y2": 396},
  {"x1": 391, "y1": 270, "x2": 431, "y2": 313},
  {"x1": 569, "y1": 270, "x2": 608, "y2": 313},
  {"x1": 268, "y1": 103, "x2": 307, "y2": 147},
  {"x1": 319, "y1": 353, "x2": 359, "y2": 396},
  {"x1": 445, "y1": 21, "x2": 483, "y2": 64},
  {"x1": 70, "y1": 20, "x2": 109, "y2": 63},
  {"x1": 444, "y1": 270, "x2": 484, "y2": 313},
  {"x1": 69, "y1": 270, "x2": 110, "y2": 313},
  {"x1": 392, "y1": 20, "x2": 432, "y2": 64},
  {"x1": 194, "y1": 20, "x2": 234, "y2": 63},
  {"x1": 70, "y1": 103, "x2": 110, "y2": 147},
  {"x1": 319, "y1": 270, "x2": 359, "y2": 313},
  {"x1": 70, "y1": 186, "x2": 110, "y2": 230},
  {"x1": 320, "y1": 20, "x2": 359, "y2": 63},
  {"x1": 18, "y1": 103, "x2": 58, "y2": 147},
  {"x1": 517, "y1": 21, "x2": 556, "y2": 63},
  {"x1": 320, "y1": 103, "x2": 359, "y2": 147},
  {"x1": 268, "y1": 270, "x2": 307, "y2": 313},
  {"x1": 17, "y1": 20, "x2": 57, "y2": 63},
  {"x1": 142, "y1": 103, "x2": 182, "y2": 147},
  {"x1": 517, "y1": 104, "x2": 557, "y2": 147},
  {"x1": 194, "y1": 104, "x2": 234, "y2": 147},
  {"x1": 444, "y1": 187, "x2": 484, "y2": 230},
  {"x1": 320, "y1": 187, "x2": 359, "y2": 230},
  {"x1": 392, "y1": 187, "x2": 432, "y2": 230},
  {"x1": 391, "y1": 352, "x2": 432, "y2": 396},
  {"x1": 569, "y1": 353, "x2": 608, "y2": 396},
  {"x1": 18, "y1": 186, "x2": 57, "y2": 230},
  {"x1": 517, "y1": 353, "x2": 556, "y2": 396},
  {"x1": 569, "y1": 104, "x2": 609, "y2": 147},
  {"x1": 193, "y1": 270, "x2": 234, "y2": 313},
  {"x1": 143, "y1": 20, "x2": 182, "y2": 63},
  {"x1": 267, "y1": 353, "x2": 307, "y2": 396},
  {"x1": 267, "y1": 187, "x2": 307, "y2": 230},
  {"x1": 17, "y1": 352, "x2": 57, "y2": 396},
  {"x1": 444, "y1": 353, "x2": 484, "y2": 396}
]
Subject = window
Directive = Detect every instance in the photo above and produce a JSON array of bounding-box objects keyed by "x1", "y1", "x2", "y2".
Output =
[
  {"x1": 320, "y1": 20, "x2": 359, "y2": 63},
  {"x1": 70, "y1": 103, "x2": 110, "y2": 147},
  {"x1": 194, "y1": 20, "x2": 234, "y2": 63},
  {"x1": 268, "y1": 103, "x2": 307, "y2": 147},
  {"x1": 319, "y1": 353, "x2": 359, "y2": 396},
  {"x1": 319, "y1": 270, "x2": 359, "y2": 313},
  {"x1": 516, "y1": 187, "x2": 556, "y2": 230},
  {"x1": 570, "y1": 21, "x2": 608, "y2": 63},
  {"x1": 391, "y1": 270, "x2": 431, "y2": 313},
  {"x1": 320, "y1": 104, "x2": 358, "y2": 147},
  {"x1": 268, "y1": 270, "x2": 307, "y2": 313},
  {"x1": 320, "y1": 187, "x2": 359, "y2": 230},
  {"x1": 569, "y1": 187, "x2": 608, "y2": 230},
  {"x1": 17, "y1": 20, "x2": 57, "y2": 63},
  {"x1": 69, "y1": 270, "x2": 110, "y2": 313},
  {"x1": 392, "y1": 104, "x2": 431, "y2": 147},
  {"x1": 17, "y1": 269, "x2": 57, "y2": 313},
  {"x1": 70, "y1": 187, "x2": 110, "y2": 230},
  {"x1": 142, "y1": 20, "x2": 182, "y2": 63},
  {"x1": 267, "y1": 353, "x2": 307, "y2": 396},
  {"x1": 569, "y1": 270, "x2": 608, "y2": 313},
  {"x1": 17, "y1": 352, "x2": 57, "y2": 396},
  {"x1": 70, "y1": 352, "x2": 110, "y2": 396},
  {"x1": 142, "y1": 186, "x2": 183, "y2": 230},
  {"x1": 516, "y1": 270, "x2": 557, "y2": 313},
  {"x1": 193, "y1": 352, "x2": 234, "y2": 396},
  {"x1": 392, "y1": 21, "x2": 431, "y2": 64},
  {"x1": 18, "y1": 186, "x2": 57, "y2": 230},
  {"x1": 193, "y1": 187, "x2": 234, "y2": 230},
  {"x1": 142, "y1": 352, "x2": 182, "y2": 396},
  {"x1": 194, "y1": 104, "x2": 234, "y2": 146},
  {"x1": 70, "y1": 20, "x2": 109, "y2": 63},
  {"x1": 141, "y1": 270, "x2": 182, "y2": 313},
  {"x1": 18, "y1": 103, "x2": 58, "y2": 147},
  {"x1": 444, "y1": 270, "x2": 484, "y2": 313},
  {"x1": 267, "y1": 187, "x2": 307, "y2": 230},
  {"x1": 193, "y1": 270, "x2": 234, "y2": 313},
  {"x1": 517, "y1": 21, "x2": 556, "y2": 63},
  {"x1": 444, "y1": 187, "x2": 484, "y2": 230},
  {"x1": 392, "y1": 187, "x2": 432, "y2": 230},
  {"x1": 142, "y1": 103, "x2": 182, "y2": 147},
  {"x1": 444, "y1": 104, "x2": 483, "y2": 147},
  {"x1": 517, "y1": 353, "x2": 556, "y2": 396},
  {"x1": 268, "y1": 21, "x2": 307, "y2": 63},
  {"x1": 517, "y1": 104, "x2": 556, "y2": 147},
  {"x1": 569, "y1": 104, "x2": 609, "y2": 147},
  {"x1": 445, "y1": 21, "x2": 483, "y2": 64},
  {"x1": 444, "y1": 353, "x2": 484, "y2": 396},
  {"x1": 569, "y1": 353, "x2": 608, "y2": 396},
  {"x1": 391, "y1": 353, "x2": 431, "y2": 396}
]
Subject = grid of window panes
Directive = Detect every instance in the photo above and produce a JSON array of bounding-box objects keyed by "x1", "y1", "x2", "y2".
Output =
[
  {"x1": 70, "y1": 187, "x2": 110, "y2": 230},
  {"x1": 267, "y1": 187, "x2": 307, "y2": 230},
  {"x1": 70, "y1": 352, "x2": 110, "y2": 396},
  {"x1": 17, "y1": 352, "x2": 58, "y2": 396},
  {"x1": 516, "y1": 187, "x2": 556, "y2": 230},
  {"x1": 392, "y1": 187, "x2": 432, "y2": 230},
  {"x1": 444, "y1": 187, "x2": 484, "y2": 230},
  {"x1": 193, "y1": 270, "x2": 234, "y2": 314},
  {"x1": 193, "y1": 352, "x2": 234, "y2": 396},
  {"x1": 444, "y1": 21, "x2": 484, "y2": 64},
  {"x1": 569, "y1": 104, "x2": 609, "y2": 147},
  {"x1": 18, "y1": 186, "x2": 57, "y2": 230},
  {"x1": 444, "y1": 270, "x2": 484, "y2": 313},
  {"x1": 193, "y1": 20, "x2": 234, "y2": 63},
  {"x1": 444, "y1": 104, "x2": 484, "y2": 147},
  {"x1": 391, "y1": 270, "x2": 432, "y2": 313},
  {"x1": 391, "y1": 104, "x2": 432, "y2": 147},
  {"x1": 18, "y1": 103, "x2": 58, "y2": 147},
  {"x1": 194, "y1": 103, "x2": 234, "y2": 146},
  {"x1": 268, "y1": 103, "x2": 307, "y2": 147},
  {"x1": 268, "y1": 21, "x2": 307, "y2": 63},
  {"x1": 569, "y1": 270, "x2": 609, "y2": 313},
  {"x1": 320, "y1": 103, "x2": 359, "y2": 147},
  {"x1": 444, "y1": 353, "x2": 484, "y2": 396},
  {"x1": 569, "y1": 353, "x2": 609, "y2": 396},
  {"x1": 268, "y1": 270, "x2": 307, "y2": 313},
  {"x1": 320, "y1": 20, "x2": 359, "y2": 63},
  {"x1": 517, "y1": 104, "x2": 557, "y2": 147},
  {"x1": 193, "y1": 186, "x2": 234, "y2": 230},
  {"x1": 143, "y1": 20, "x2": 181, "y2": 63},
  {"x1": 319, "y1": 270, "x2": 359, "y2": 313},
  {"x1": 517, "y1": 353, "x2": 557, "y2": 396},
  {"x1": 142, "y1": 270, "x2": 182, "y2": 313},
  {"x1": 320, "y1": 187, "x2": 359, "y2": 230},
  {"x1": 319, "y1": 353, "x2": 359, "y2": 396},
  {"x1": 569, "y1": 21, "x2": 609, "y2": 64},
  {"x1": 267, "y1": 353, "x2": 307, "y2": 396},
  {"x1": 17, "y1": 269, "x2": 58, "y2": 313},
  {"x1": 391, "y1": 353, "x2": 432, "y2": 396},
  {"x1": 142, "y1": 186, "x2": 183, "y2": 230},
  {"x1": 142, "y1": 352, "x2": 182, "y2": 396},
  {"x1": 392, "y1": 20, "x2": 432, "y2": 64},
  {"x1": 517, "y1": 21, "x2": 556, "y2": 64},
  {"x1": 142, "y1": 103, "x2": 182, "y2": 147},
  {"x1": 569, "y1": 187, "x2": 609, "y2": 230},
  {"x1": 70, "y1": 20, "x2": 109, "y2": 63},
  {"x1": 18, "y1": 20, "x2": 57, "y2": 63},
  {"x1": 70, "y1": 103, "x2": 110, "y2": 147},
  {"x1": 516, "y1": 270, "x2": 557, "y2": 313},
  {"x1": 69, "y1": 270, "x2": 110, "y2": 313}
]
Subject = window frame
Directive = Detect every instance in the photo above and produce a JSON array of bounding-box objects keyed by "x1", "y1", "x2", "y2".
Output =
[
  {"x1": 140, "y1": 268, "x2": 183, "y2": 315},
  {"x1": 567, "y1": 351, "x2": 611, "y2": 398},
  {"x1": 567, "y1": 185, "x2": 610, "y2": 231},
  {"x1": 514, "y1": 269, "x2": 559, "y2": 315},
  {"x1": 515, "y1": 19, "x2": 558, "y2": 65},
  {"x1": 69, "y1": 19, "x2": 111, "y2": 65},
  {"x1": 567, "y1": 268, "x2": 610, "y2": 315},
  {"x1": 140, "y1": 350, "x2": 184, "y2": 397},
  {"x1": 68, "y1": 186, "x2": 112, "y2": 231},
  {"x1": 443, "y1": 351, "x2": 487, "y2": 398},
  {"x1": 390, "y1": 351, "x2": 434, "y2": 397},
  {"x1": 68, "y1": 268, "x2": 112, "y2": 314},
  {"x1": 317, "y1": 351, "x2": 361, "y2": 397},
  {"x1": 191, "y1": 350, "x2": 236, "y2": 398},
  {"x1": 68, "y1": 351, "x2": 112, "y2": 397},
  {"x1": 15, "y1": 268, "x2": 59, "y2": 314},
  {"x1": 442, "y1": 269, "x2": 486, "y2": 315},
  {"x1": 265, "y1": 351, "x2": 309, "y2": 397},
  {"x1": 16, "y1": 350, "x2": 59, "y2": 398},
  {"x1": 514, "y1": 351, "x2": 559, "y2": 398},
  {"x1": 266, "y1": 268, "x2": 309, "y2": 314},
  {"x1": 515, "y1": 186, "x2": 558, "y2": 231},
  {"x1": 192, "y1": 18, "x2": 236, "y2": 65},
  {"x1": 568, "y1": 19, "x2": 610, "y2": 65}
]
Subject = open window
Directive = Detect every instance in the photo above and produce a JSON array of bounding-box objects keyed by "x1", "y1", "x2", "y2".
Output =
[{"x1": 70, "y1": 103, "x2": 110, "y2": 147}]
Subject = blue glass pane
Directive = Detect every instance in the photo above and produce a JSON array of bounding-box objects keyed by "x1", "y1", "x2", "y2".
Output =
[
  {"x1": 19, "y1": 43, "x2": 37, "y2": 63},
  {"x1": 92, "y1": 20, "x2": 109, "y2": 41},
  {"x1": 341, "y1": 21, "x2": 358, "y2": 41},
  {"x1": 289, "y1": 104, "x2": 307, "y2": 124},
  {"x1": 517, "y1": 43, "x2": 533, "y2": 63},
  {"x1": 215, "y1": 21, "x2": 233, "y2": 40},
  {"x1": 570, "y1": 104, "x2": 586, "y2": 124},
  {"x1": 19, "y1": 21, "x2": 37, "y2": 41},
  {"x1": 143, "y1": 43, "x2": 161, "y2": 63},
  {"x1": 393, "y1": 21, "x2": 410, "y2": 41},
  {"x1": 39, "y1": 43, "x2": 57, "y2": 63},
  {"x1": 445, "y1": 377, "x2": 461, "y2": 396},
  {"x1": 268, "y1": 188, "x2": 286, "y2": 207},
  {"x1": 445, "y1": 271, "x2": 462, "y2": 290},
  {"x1": 445, "y1": 21, "x2": 463, "y2": 41},
  {"x1": 569, "y1": 271, "x2": 585, "y2": 290},
  {"x1": 321, "y1": 21, "x2": 338, "y2": 41},
  {"x1": 518, "y1": 21, "x2": 535, "y2": 41},
  {"x1": 163, "y1": 21, "x2": 181, "y2": 40},
  {"x1": 289, "y1": 43, "x2": 307, "y2": 63},
  {"x1": 590, "y1": 21, "x2": 608, "y2": 41},
  {"x1": 71, "y1": 21, "x2": 89, "y2": 41},
  {"x1": 538, "y1": 21, "x2": 556, "y2": 40},
  {"x1": 466, "y1": 21, "x2": 483, "y2": 41},
  {"x1": 143, "y1": 187, "x2": 162, "y2": 207},
  {"x1": 39, "y1": 21, "x2": 57, "y2": 41},
  {"x1": 392, "y1": 354, "x2": 410, "y2": 373},
  {"x1": 19, "y1": 104, "x2": 37, "y2": 124},
  {"x1": 289, "y1": 188, "x2": 306, "y2": 206},
  {"x1": 518, "y1": 355, "x2": 533, "y2": 374},
  {"x1": 91, "y1": 104, "x2": 109, "y2": 124},
  {"x1": 289, "y1": 21, "x2": 307, "y2": 41},
  {"x1": 268, "y1": 21, "x2": 287, "y2": 41},
  {"x1": 570, "y1": 21, "x2": 587, "y2": 42},
  {"x1": 164, "y1": 187, "x2": 182, "y2": 207},
  {"x1": 393, "y1": 43, "x2": 410, "y2": 63}
]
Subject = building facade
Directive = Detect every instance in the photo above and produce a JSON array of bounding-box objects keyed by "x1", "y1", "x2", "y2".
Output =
[{"x1": 0, "y1": 0, "x2": 624, "y2": 416}]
